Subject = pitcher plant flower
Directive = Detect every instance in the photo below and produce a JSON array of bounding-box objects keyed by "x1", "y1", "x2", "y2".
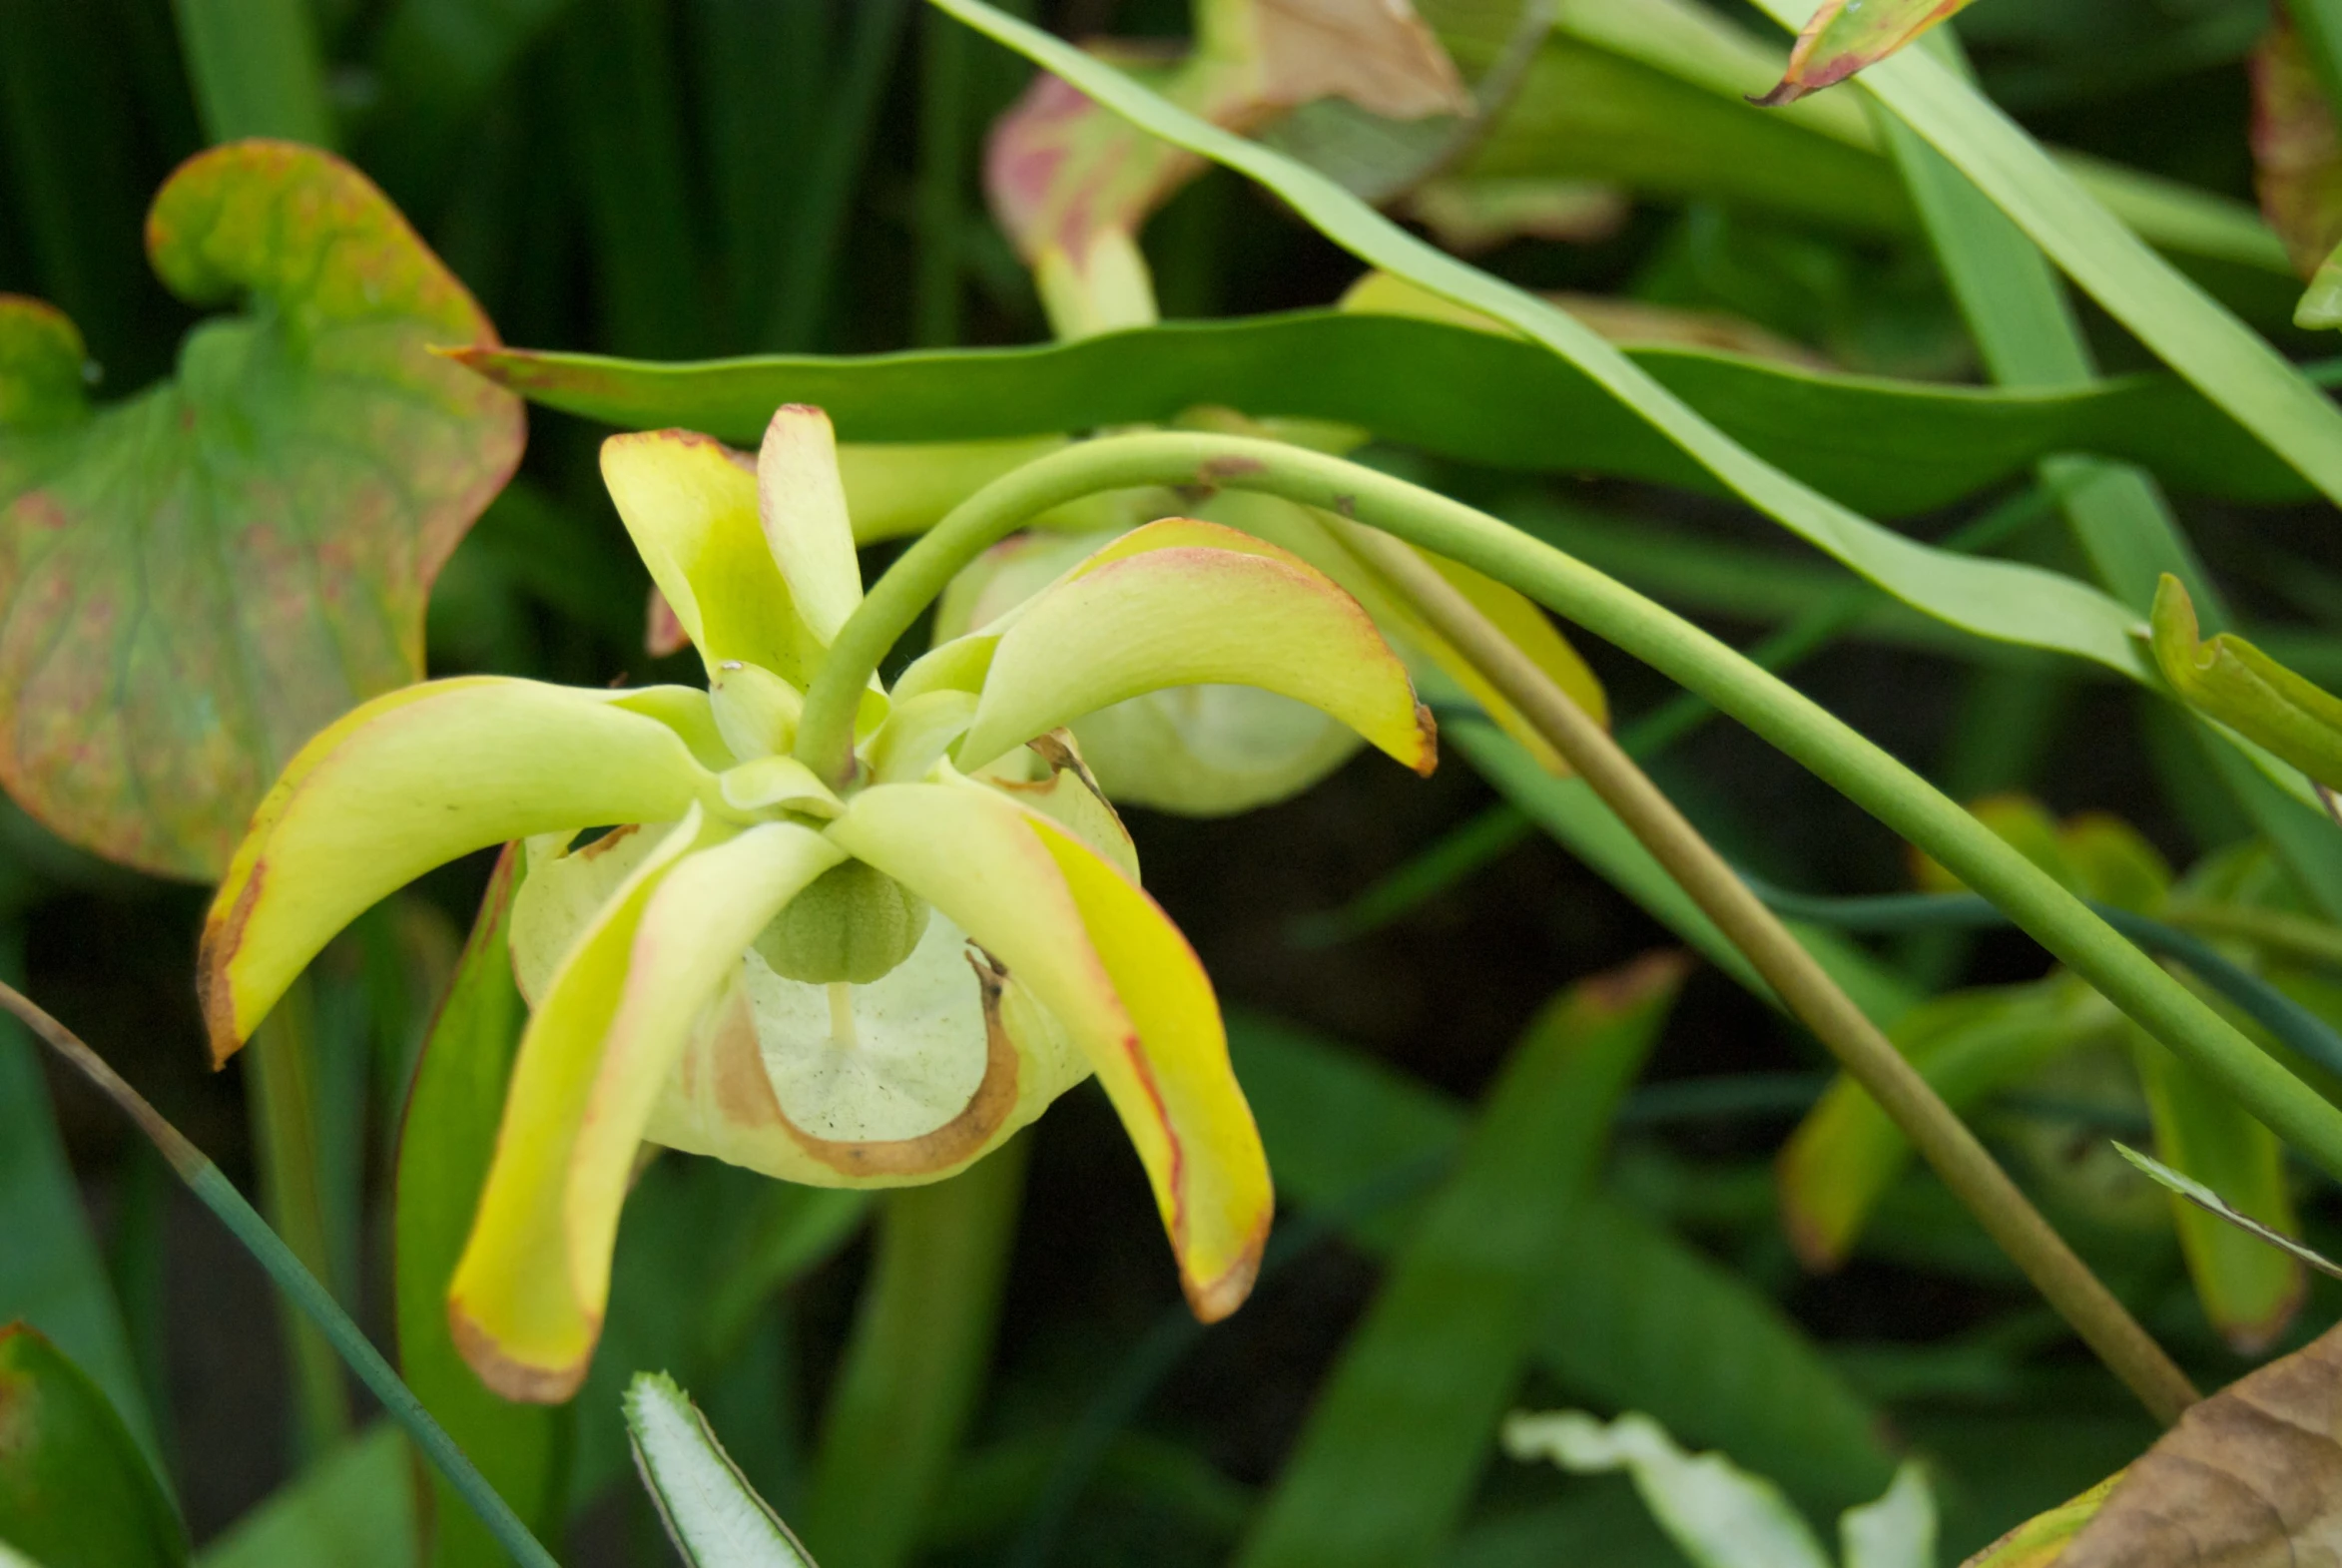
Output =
[{"x1": 197, "y1": 405, "x2": 1436, "y2": 1400}]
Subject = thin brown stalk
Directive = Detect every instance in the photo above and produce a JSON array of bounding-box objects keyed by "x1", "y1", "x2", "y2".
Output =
[{"x1": 1334, "y1": 518, "x2": 2200, "y2": 1426}]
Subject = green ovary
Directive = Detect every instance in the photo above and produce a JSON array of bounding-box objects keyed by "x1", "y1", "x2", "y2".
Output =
[{"x1": 754, "y1": 859, "x2": 932, "y2": 985}]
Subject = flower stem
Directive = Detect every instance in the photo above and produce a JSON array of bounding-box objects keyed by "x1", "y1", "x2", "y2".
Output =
[
  {"x1": 1332, "y1": 518, "x2": 2197, "y2": 1423},
  {"x1": 802, "y1": 430, "x2": 2342, "y2": 1192},
  {"x1": 0, "y1": 980, "x2": 563, "y2": 1568},
  {"x1": 802, "y1": 1137, "x2": 1027, "y2": 1568}
]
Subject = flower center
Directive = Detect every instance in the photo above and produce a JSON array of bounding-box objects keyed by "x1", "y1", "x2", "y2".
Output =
[{"x1": 753, "y1": 859, "x2": 931, "y2": 986}]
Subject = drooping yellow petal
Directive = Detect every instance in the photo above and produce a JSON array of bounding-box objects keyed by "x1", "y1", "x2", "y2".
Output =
[
  {"x1": 932, "y1": 519, "x2": 1370, "y2": 816},
  {"x1": 956, "y1": 519, "x2": 1434, "y2": 780},
  {"x1": 447, "y1": 810, "x2": 716, "y2": 1402},
  {"x1": 1198, "y1": 490, "x2": 1605, "y2": 776},
  {"x1": 600, "y1": 430, "x2": 817, "y2": 684},
  {"x1": 200, "y1": 678, "x2": 715, "y2": 1064},
  {"x1": 565, "y1": 822, "x2": 847, "y2": 1316},
  {"x1": 828, "y1": 779, "x2": 1271, "y2": 1318},
  {"x1": 757, "y1": 405, "x2": 863, "y2": 648}
]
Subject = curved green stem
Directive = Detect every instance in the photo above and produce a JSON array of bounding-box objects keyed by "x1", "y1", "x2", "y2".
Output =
[{"x1": 799, "y1": 431, "x2": 2342, "y2": 1184}]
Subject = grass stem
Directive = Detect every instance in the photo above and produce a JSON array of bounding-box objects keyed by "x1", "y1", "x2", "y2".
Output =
[{"x1": 0, "y1": 980, "x2": 564, "y2": 1568}]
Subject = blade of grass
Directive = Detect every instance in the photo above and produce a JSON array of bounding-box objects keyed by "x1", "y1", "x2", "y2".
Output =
[
  {"x1": 697, "y1": 0, "x2": 827, "y2": 351},
  {"x1": 1878, "y1": 50, "x2": 2219, "y2": 618},
  {"x1": 625, "y1": 1373, "x2": 819, "y2": 1568},
  {"x1": 0, "y1": 925, "x2": 164, "y2": 1480},
  {"x1": 1748, "y1": 0, "x2": 2342, "y2": 512},
  {"x1": 799, "y1": 1139, "x2": 1024, "y2": 1568},
  {"x1": 169, "y1": 0, "x2": 335, "y2": 145},
  {"x1": 0, "y1": 981, "x2": 563, "y2": 1568},
  {"x1": 768, "y1": 0, "x2": 912, "y2": 351},
  {"x1": 1224, "y1": 1001, "x2": 1897, "y2": 1521},
  {"x1": 2115, "y1": 1140, "x2": 2342, "y2": 1278},
  {"x1": 0, "y1": 0, "x2": 157, "y2": 381},
  {"x1": 560, "y1": 0, "x2": 703, "y2": 355},
  {"x1": 1233, "y1": 957, "x2": 1688, "y2": 1568},
  {"x1": 914, "y1": 6, "x2": 972, "y2": 346}
]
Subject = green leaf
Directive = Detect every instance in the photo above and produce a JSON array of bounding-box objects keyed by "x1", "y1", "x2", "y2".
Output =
[
  {"x1": 1746, "y1": 0, "x2": 2342, "y2": 519},
  {"x1": 1879, "y1": 41, "x2": 2214, "y2": 618},
  {"x1": 0, "y1": 141, "x2": 523, "y2": 878},
  {"x1": 1778, "y1": 978, "x2": 2115, "y2": 1270},
  {"x1": 1233, "y1": 958, "x2": 1687, "y2": 1568},
  {"x1": 1228, "y1": 1010, "x2": 1896, "y2": 1511},
  {"x1": 0, "y1": 1324, "x2": 187, "y2": 1568},
  {"x1": 0, "y1": 925, "x2": 162, "y2": 1479},
  {"x1": 392, "y1": 847, "x2": 569, "y2": 1567},
  {"x1": 1755, "y1": 0, "x2": 1977, "y2": 106},
  {"x1": 195, "y1": 1426, "x2": 416, "y2": 1568},
  {"x1": 2129, "y1": 1039, "x2": 2307, "y2": 1353},
  {"x1": 455, "y1": 312, "x2": 2332, "y2": 521},
  {"x1": 626, "y1": 1373, "x2": 821, "y2": 1568}
]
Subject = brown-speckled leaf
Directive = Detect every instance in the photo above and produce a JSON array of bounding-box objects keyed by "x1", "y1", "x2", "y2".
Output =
[
  {"x1": 2253, "y1": 16, "x2": 2342, "y2": 278},
  {"x1": 2055, "y1": 1317, "x2": 2342, "y2": 1567},
  {"x1": 1753, "y1": 0, "x2": 1977, "y2": 107},
  {"x1": 0, "y1": 141, "x2": 522, "y2": 879}
]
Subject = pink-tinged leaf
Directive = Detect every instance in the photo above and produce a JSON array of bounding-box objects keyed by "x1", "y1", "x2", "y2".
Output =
[
  {"x1": 0, "y1": 140, "x2": 524, "y2": 879},
  {"x1": 984, "y1": 1, "x2": 1463, "y2": 326},
  {"x1": 1753, "y1": 0, "x2": 1977, "y2": 108},
  {"x1": 2253, "y1": 17, "x2": 2342, "y2": 278},
  {"x1": 1232, "y1": 0, "x2": 1467, "y2": 122}
]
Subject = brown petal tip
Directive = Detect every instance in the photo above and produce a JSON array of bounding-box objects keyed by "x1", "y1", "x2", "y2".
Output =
[
  {"x1": 197, "y1": 867, "x2": 265, "y2": 1068},
  {"x1": 1410, "y1": 700, "x2": 1440, "y2": 777},
  {"x1": 446, "y1": 1300, "x2": 594, "y2": 1405},
  {"x1": 1181, "y1": 1209, "x2": 1272, "y2": 1324}
]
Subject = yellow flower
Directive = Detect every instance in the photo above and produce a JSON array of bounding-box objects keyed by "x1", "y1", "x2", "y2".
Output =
[{"x1": 197, "y1": 406, "x2": 1434, "y2": 1400}]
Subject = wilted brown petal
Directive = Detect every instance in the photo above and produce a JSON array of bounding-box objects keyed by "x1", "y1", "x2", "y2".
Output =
[{"x1": 2056, "y1": 1318, "x2": 2342, "y2": 1567}]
